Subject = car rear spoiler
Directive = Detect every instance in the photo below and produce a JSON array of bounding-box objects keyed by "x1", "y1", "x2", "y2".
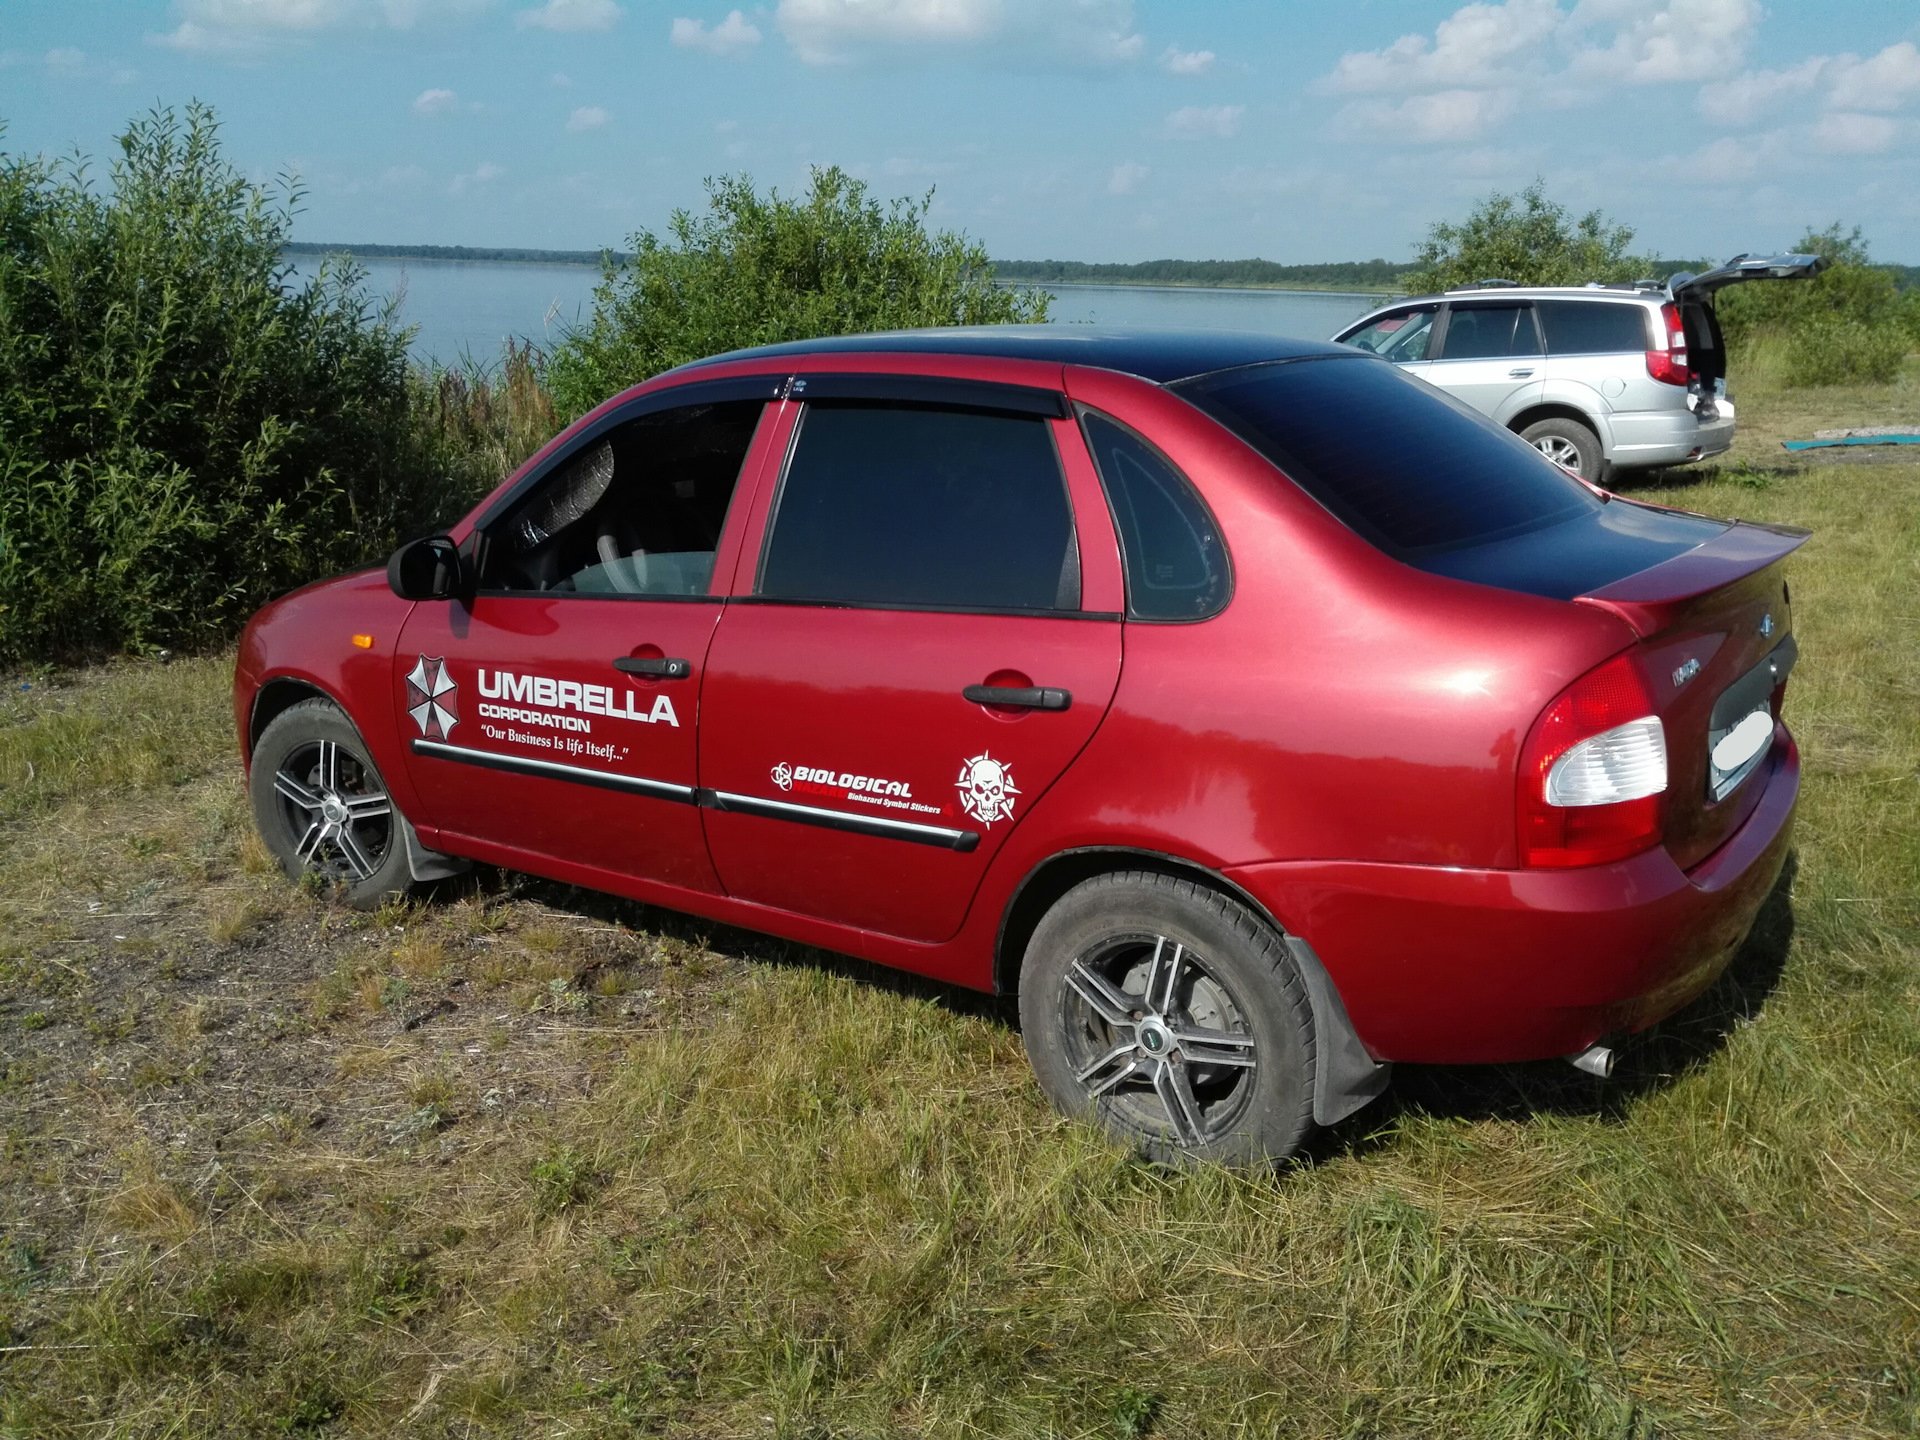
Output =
[
  {"x1": 1576, "y1": 520, "x2": 1811, "y2": 635},
  {"x1": 1668, "y1": 252, "x2": 1828, "y2": 301}
]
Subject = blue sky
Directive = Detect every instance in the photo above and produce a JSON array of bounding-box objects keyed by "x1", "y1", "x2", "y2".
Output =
[{"x1": 3, "y1": 0, "x2": 1917, "y2": 263}]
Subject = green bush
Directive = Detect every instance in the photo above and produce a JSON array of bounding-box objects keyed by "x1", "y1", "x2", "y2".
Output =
[
  {"x1": 1401, "y1": 179, "x2": 1638, "y2": 294},
  {"x1": 1718, "y1": 224, "x2": 1911, "y2": 387},
  {"x1": 544, "y1": 166, "x2": 1049, "y2": 420},
  {"x1": 0, "y1": 106, "x2": 457, "y2": 665}
]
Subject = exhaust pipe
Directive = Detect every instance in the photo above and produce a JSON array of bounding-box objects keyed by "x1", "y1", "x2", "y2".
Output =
[{"x1": 1565, "y1": 1043, "x2": 1616, "y2": 1079}]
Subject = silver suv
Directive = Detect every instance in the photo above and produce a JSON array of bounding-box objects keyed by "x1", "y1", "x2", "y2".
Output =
[{"x1": 1333, "y1": 254, "x2": 1824, "y2": 482}]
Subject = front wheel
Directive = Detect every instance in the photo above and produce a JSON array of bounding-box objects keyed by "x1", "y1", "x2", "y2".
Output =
[
  {"x1": 1519, "y1": 416, "x2": 1603, "y2": 483},
  {"x1": 1018, "y1": 872, "x2": 1316, "y2": 1167},
  {"x1": 248, "y1": 698, "x2": 414, "y2": 909}
]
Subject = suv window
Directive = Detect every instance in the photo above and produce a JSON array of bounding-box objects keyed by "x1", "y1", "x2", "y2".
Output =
[
  {"x1": 1081, "y1": 412, "x2": 1228, "y2": 619},
  {"x1": 1174, "y1": 356, "x2": 1599, "y2": 555},
  {"x1": 759, "y1": 403, "x2": 1077, "y2": 612},
  {"x1": 483, "y1": 399, "x2": 763, "y2": 596},
  {"x1": 1438, "y1": 303, "x2": 1541, "y2": 361},
  {"x1": 1341, "y1": 305, "x2": 1437, "y2": 363},
  {"x1": 1537, "y1": 299, "x2": 1652, "y2": 355}
]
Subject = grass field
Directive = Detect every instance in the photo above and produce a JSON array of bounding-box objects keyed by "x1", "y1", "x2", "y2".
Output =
[{"x1": 2, "y1": 372, "x2": 1917, "y2": 1438}]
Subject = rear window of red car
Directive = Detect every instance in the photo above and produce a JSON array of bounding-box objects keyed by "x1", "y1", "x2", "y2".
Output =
[{"x1": 1173, "y1": 356, "x2": 1601, "y2": 555}]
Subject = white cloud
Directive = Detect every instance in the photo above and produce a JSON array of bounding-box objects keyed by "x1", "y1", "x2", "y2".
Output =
[
  {"x1": 379, "y1": 163, "x2": 429, "y2": 187},
  {"x1": 1108, "y1": 160, "x2": 1149, "y2": 195},
  {"x1": 1161, "y1": 45, "x2": 1213, "y2": 76},
  {"x1": 1698, "y1": 58, "x2": 1825, "y2": 126},
  {"x1": 516, "y1": 0, "x2": 621, "y2": 32},
  {"x1": 550, "y1": 70, "x2": 571, "y2": 86},
  {"x1": 1321, "y1": 0, "x2": 1561, "y2": 94},
  {"x1": 1827, "y1": 42, "x2": 1920, "y2": 114},
  {"x1": 45, "y1": 46, "x2": 88, "y2": 72},
  {"x1": 152, "y1": 0, "x2": 484, "y2": 51},
  {"x1": 1165, "y1": 104, "x2": 1243, "y2": 140},
  {"x1": 1567, "y1": 0, "x2": 1761, "y2": 85},
  {"x1": 671, "y1": 10, "x2": 762, "y2": 55},
  {"x1": 1338, "y1": 88, "x2": 1515, "y2": 144},
  {"x1": 566, "y1": 105, "x2": 610, "y2": 131},
  {"x1": 412, "y1": 87, "x2": 459, "y2": 116},
  {"x1": 1810, "y1": 111, "x2": 1897, "y2": 155},
  {"x1": 773, "y1": 0, "x2": 1142, "y2": 67},
  {"x1": 449, "y1": 160, "x2": 504, "y2": 194}
]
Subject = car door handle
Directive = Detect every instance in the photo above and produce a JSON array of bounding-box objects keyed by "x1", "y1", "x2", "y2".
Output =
[
  {"x1": 613, "y1": 656, "x2": 691, "y2": 679},
  {"x1": 963, "y1": 684, "x2": 1071, "y2": 711},
  {"x1": 1508, "y1": 367, "x2": 1535, "y2": 378}
]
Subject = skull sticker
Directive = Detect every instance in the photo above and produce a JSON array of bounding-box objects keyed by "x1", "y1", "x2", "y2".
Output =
[{"x1": 956, "y1": 751, "x2": 1020, "y2": 826}]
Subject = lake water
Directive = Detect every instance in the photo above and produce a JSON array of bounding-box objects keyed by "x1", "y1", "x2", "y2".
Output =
[{"x1": 281, "y1": 254, "x2": 1387, "y2": 369}]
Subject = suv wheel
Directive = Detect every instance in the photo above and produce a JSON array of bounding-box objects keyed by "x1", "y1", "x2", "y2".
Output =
[
  {"x1": 249, "y1": 699, "x2": 413, "y2": 909},
  {"x1": 1519, "y1": 417, "x2": 1603, "y2": 482},
  {"x1": 1018, "y1": 872, "x2": 1316, "y2": 1166}
]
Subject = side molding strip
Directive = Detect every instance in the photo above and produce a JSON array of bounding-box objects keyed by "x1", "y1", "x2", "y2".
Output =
[
  {"x1": 409, "y1": 738, "x2": 698, "y2": 802},
  {"x1": 706, "y1": 790, "x2": 980, "y2": 852},
  {"x1": 409, "y1": 739, "x2": 980, "y2": 852}
]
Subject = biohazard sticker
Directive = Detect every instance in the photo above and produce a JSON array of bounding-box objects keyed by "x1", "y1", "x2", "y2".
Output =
[
  {"x1": 406, "y1": 656, "x2": 459, "y2": 739},
  {"x1": 956, "y1": 751, "x2": 1019, "y2": 826}
]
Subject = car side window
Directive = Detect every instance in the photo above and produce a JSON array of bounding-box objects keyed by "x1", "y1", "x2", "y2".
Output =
[
  {"x1": 1537, "y1": 300, "x2": 1653, "y2": 355},
  {"x1": 758, "y1": 402, "x2": 1077, "y2": 612},
  {"x1": 481, "y1": 399, "x2": 764, "y2": 597},
  {"x1": 1438, "y1": 303, "x2": 1542, "y2": 361},
  {"x1": 1081, "y1": 411, "x2": 1228, "y2": 620},
  {"x1": 1341, "y1": 305, "x2": 1438, "y2": 363}
]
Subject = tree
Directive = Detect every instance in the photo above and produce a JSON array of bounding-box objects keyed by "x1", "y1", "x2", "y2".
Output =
[
  {"x1": 543, "y1": 167, "x2": 1049, "y2": 418},
  {"x1": 1402, "y1": 180, "x2": 1637, "y2": 294},
  {"x1": 0, "y1": 105, "x2": 449, "y2": 663}
]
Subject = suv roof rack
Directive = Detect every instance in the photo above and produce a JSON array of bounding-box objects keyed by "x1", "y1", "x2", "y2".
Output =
[{"x1": 1456, "y1": 278, "x2": 1519, "y2": 290}]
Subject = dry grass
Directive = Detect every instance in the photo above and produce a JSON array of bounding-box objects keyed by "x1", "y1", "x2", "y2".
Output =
[{"x1": 1, "y1": 373, "x2": 1917, "y2": 1437}]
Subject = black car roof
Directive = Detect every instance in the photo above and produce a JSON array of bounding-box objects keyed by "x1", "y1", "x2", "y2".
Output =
[{"x1": 679, "y1": 324, "x2": 1356, "y2": 386}]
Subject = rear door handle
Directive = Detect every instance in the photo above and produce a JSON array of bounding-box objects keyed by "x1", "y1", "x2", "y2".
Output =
[
  {"x1": 1508, "y1": 367, "x2": 1535, "y2": 378},
  {"x1": 963, "y1": 684, "x2": 1071, "y2": 711},
  {"x1": 614, "y1": 656, "x2": 691, "y2": 679}
]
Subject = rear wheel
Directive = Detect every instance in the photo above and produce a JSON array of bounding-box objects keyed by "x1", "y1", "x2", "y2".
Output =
[
  {"x1": 249, "y1": 699, "x2": 413, "y2": 909},
  {"x1": 1018, "y1": 872, "x2": 1316, "y2": 1167},
  {"x1": 1519, "y1": 416, "x2": 1603, "y2": 483}
]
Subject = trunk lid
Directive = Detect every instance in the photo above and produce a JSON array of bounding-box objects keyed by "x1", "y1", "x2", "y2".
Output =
[
  {"x1": 1667, "y1": 252, "x2": 1828, "y2": 392},
  {"x1": 1577, "y1": 518, "x2": 1809, "y2": 870}
]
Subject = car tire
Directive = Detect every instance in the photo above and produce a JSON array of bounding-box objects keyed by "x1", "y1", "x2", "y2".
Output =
[
  {"x1": 1018, "y1": 872, "x2": 1316, "y2": 1167},
  {"x1": 249, "y1": 699, "x2": 414, "y2": 910},
  {"x1": 1519, "y1": 417, "x2": 1603, "y2": 483}
]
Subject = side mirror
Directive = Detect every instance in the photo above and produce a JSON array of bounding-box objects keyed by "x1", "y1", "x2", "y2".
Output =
[{"x1": 386, "y1": 534, "x2": 468, "y2": 601}]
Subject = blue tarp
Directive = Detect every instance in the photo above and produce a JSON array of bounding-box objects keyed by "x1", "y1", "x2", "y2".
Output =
[{"x1": 1782, "y1": 434, "x2": 1920, "y2": 451}]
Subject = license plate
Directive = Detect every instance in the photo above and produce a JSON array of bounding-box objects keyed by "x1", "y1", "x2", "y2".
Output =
[{"x1": 1706, "y1": 637, "x2": 1795, "y2": 802}]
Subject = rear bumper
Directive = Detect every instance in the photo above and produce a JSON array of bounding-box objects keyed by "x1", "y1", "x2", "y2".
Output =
[
  {"x1": 1226, "y1": 733, "x2": 1797, "y2": 1064},
  {"x1": 1607, "y1": 399, "x2": 1736, "y2": 471}
]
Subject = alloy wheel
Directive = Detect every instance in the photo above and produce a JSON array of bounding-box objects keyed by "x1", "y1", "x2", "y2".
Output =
[
  {"x1": 1058, "y1": 934, "x2": 1259, "y2": 1147},
  {"x1": 1532, "y1": 434, "x2": 1582, "y2": 471},
  {"x1": 271, "y1": 738, "x2": 394, "y2": 882}
]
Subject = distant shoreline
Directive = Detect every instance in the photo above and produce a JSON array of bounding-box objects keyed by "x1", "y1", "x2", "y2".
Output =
[{"x1": 278, "y1": 243, "x2": 1397, "y2": 297}]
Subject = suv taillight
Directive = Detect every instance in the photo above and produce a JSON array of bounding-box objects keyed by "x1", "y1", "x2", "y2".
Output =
[
  {"x1": 1645, "y1": 301, "x2": 1690, "y2": 386},
  {"x1": 1518, "y1": 653, "x2": 1668, "y2": 868}
]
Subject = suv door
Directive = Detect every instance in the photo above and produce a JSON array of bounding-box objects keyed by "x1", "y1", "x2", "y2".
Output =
[
  {"x1": 395, "y1": 382, "x2": 781, "y2": 892},
  {"x1": 1427, "y1": 300, "x2": 1545, "y2": 423},
  {"x1": 696, "y1": 379, "x2": 1123, "y2": 945},
  {"x1": 1335, "y1": 303, "x2": 1439, "y2": 381}
]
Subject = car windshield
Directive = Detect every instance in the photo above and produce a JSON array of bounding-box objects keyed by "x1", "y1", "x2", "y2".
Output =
[{"x1": 1172, "y1": 355, "x2": 1601, "y2": 555}]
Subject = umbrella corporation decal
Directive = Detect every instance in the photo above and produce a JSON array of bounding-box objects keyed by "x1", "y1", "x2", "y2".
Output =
[
  {"x1": 768, "y1": 751, "x2": 1020, "y2": 828},
  {"x1": 407, "y1": 658, "x2": 677, "y2": 766}
]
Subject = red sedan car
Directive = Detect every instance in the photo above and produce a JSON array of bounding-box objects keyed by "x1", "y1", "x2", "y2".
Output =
[{"x1": 235, "y1": 328, "x2": 1802, "y2": 1165}]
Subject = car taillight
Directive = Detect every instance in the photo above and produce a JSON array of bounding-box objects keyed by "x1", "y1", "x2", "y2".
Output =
[
  {"x1": 1518, "y1": 653, "x2": 1667, "y2": 868},
  {"x1": 1645, "y1": 301, "x2": 1690, "y2": 386}
]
